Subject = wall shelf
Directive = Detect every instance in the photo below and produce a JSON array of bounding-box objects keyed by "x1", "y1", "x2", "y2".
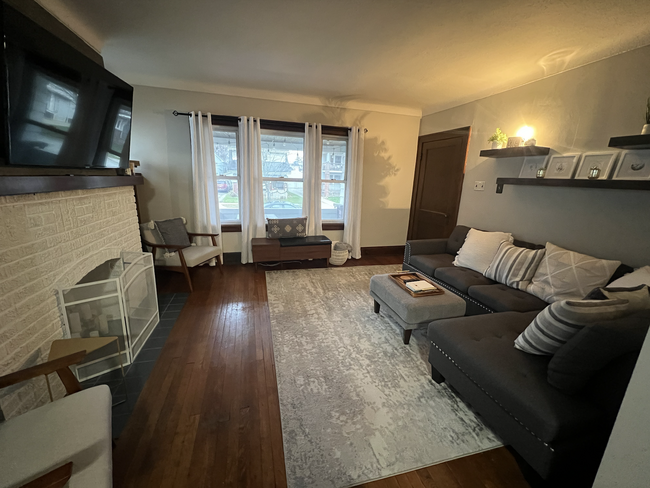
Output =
[
  {"x1": 608, "y1": 134, "x2": 650, "y2": 150},
  {"x1": 0, "y1": 174, "x2": 144, "y2": 197},
  {"x1": 495, "y1": 177, "x2": 650, "y2": 194},
  {"x1": 480, "y1": 146, "x2": 550, "y2": 158}
]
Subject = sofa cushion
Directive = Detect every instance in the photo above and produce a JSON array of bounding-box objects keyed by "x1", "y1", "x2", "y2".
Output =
[
  {"x1": 548, "y1": 310, "x2": 650, "y2": 393},
  {"x1": 514, "y1": 299, "x2": 632, "y2": 356},
  {"x1": 445, "y1": 225, "x2": 471, "y2": 255},
  {"x1": 435, "y1": 266, "x2": 496, "y2": 294},
  {"x1": 427, "y1": 312, "x2": 603, "y2": 443},
  {"x1": 584, "y1": 284, "x2": 650, "y2": 312},
  {"x1": 468, "y1": 284, "x2": 548, "y2": 313},
  {"x1": 484, "y1": 242, "x2": 546, "y2": 291},
  {"x1": 409, "y1": 254, "x2": 455, "y2": 277},
  {"x1": 453, "y1": 228, "x2": 514, "y2": 274},
  {"x1": 608, "y1": 265, "x2": 650, "y2": 288},
  {"x1": 527, "y1": 242, "x2": 621, "y2": 303}
]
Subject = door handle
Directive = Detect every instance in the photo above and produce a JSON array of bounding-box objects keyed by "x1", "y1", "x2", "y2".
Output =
[{"x1": 421, "y1": 209, "x2": 448, "y2": 219}]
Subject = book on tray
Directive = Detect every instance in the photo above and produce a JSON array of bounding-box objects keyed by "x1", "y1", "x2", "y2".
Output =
[{"x1": 405, "y1": 280, "x2": 437, "y2": 292}]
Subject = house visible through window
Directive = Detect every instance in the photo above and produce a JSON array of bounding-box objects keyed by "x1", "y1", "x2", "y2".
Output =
[
  {"x1": 262, "y1": 131, "x2": 304, "y2": 220},
  {"x1": 212, "y1": 124, "x2": 348, "y2": 224},
  {"x1": 213, "y1": 126, "x2": 240, "y2": 222}
]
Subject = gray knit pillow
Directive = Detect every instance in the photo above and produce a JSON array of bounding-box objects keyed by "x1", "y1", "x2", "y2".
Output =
[{"x1": 155, "y1": 218, "x2": 191, "y2": 251}]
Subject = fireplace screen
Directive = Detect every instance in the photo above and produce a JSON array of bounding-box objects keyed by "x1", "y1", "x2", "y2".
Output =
[{"x1": 56, "y1": 251, "x2": 159, "y2": 381}]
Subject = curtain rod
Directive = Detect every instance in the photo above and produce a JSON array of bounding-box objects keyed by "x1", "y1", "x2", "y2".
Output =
[{"x1": 172, "y1": 110, "x2": 368, "y2": 132}]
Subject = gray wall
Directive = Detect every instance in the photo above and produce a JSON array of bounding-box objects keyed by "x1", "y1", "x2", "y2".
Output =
[{"x1": 420, "y1": 44, "x2": 650, "y2": 267}]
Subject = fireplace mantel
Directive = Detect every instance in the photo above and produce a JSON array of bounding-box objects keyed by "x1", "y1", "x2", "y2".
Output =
[{"x1": 0, "y1": 174, "x2": 144, "y2": 197}]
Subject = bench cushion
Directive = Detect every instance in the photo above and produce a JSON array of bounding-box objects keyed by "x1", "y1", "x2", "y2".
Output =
[
  {"x1": 279, "y1": 235, "x2": 332, "y2": 247},
  {"x1": 427, "y1": 313, "x2": 603, "y2": 443},
  {"x1": 0, "y1": 385, "x2": 112, "y2": 488}
]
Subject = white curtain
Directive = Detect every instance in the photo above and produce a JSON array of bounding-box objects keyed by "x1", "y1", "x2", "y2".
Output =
[
  {"x1": 302, "y1": 123, "x2": 323, "y2": 235},
  {"x1": 343, "y1": 127, "x2": 365, "y2": 259},
  {"x1": 189, "y1": 111, "x2": 222, "y2": 259},
  {"x1": 239, "y1": 116, "x2": 265, "y2": 264}
]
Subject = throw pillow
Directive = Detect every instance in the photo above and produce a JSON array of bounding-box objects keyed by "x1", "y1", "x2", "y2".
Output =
[
  {"x1": 584, "y1": 284, "x2": 650, "y2": 313},
  {"x1": 484, "y1": 241, "x2": 546, "y2": 291},
  {"x1": 514, "y1": 298, "x2": 631, "y2": 355},
  {"x1": 547, "y1": 310, "x2": 650, "y2": 393},
  {"x1": 267, "y1": 217, "x2": 307, "y2": 239},
  {"x1": 155, "y1": 218, "x2": 191, "y2": 251},
  {"x1": 139, "y1": 221, "x2": 164, "y2": 246},
  {"x1": 453, "y1": 228, "x2": 514, "y2": 274},
  {"x1": 526, "y1": 242, "x2": 621, "y2": 303},
  {"x1": 608, "y1": 265, "x2": 650, "y2": 288}
]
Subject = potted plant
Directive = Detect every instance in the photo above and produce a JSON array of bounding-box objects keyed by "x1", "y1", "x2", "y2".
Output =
[
  {"x1": 488, "y1": 128, "x2": 508, "y2": 149},
  {"x1": 643, "y1": 97, "x2": 650, "y2": 135}
]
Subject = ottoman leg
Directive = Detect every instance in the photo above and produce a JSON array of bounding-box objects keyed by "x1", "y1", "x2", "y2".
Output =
[
  {"x1": 373, "y1": 300, "x2": 380, "y2": 313},
  {"x1": 402, "y1": 329, "x2": 412, "y2": 345}
]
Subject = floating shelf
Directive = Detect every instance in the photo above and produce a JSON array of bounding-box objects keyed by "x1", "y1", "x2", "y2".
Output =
[
  {"x1": 608, "y1": 134, "x2": 650, "y2": 150},
  {"x1": 0, "y1": 174, "x2": 144, "y2": 197},
  {"x1": 480, "y1": 146, "x2": 550, "y2": 158},
  {"x1": 495, "y1": 177, "x2": 650, "y2": 194}
]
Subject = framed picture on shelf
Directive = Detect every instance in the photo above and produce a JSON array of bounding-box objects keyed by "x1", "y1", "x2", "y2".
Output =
[
  {"x1": 519, "y1": 156, "x2": 549, "y2": 178},
  {"x1": 613, "y1": 150, "x2": 650, "y2": 180},
  {"x1": 546, "y1": 154, "x2": 580, "y2": 179},
  {"x1": 575, "y1": 151, "x2": 619, "y2": 180}
]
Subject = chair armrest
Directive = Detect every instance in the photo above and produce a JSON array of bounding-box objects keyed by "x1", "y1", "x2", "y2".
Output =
[
  {"x1": 0, "y1": 351, "x2": 86, "y2": 396},
  {"x1": 20, "y1": 462, "x2": 73, "y2": 488},
  {"x1": 404, "y1": 239, "x2": 449, "y2": 263},
  {"x1": 187, "y1": 233, "x2": 220, "y2": 246}
]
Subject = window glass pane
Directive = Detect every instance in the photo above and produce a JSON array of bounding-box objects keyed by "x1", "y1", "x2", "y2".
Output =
[
  {"x1": 321, "y1": 182, "x2": 345, "y2": 220},
  {"x1": 264, "y1": 181, "x2": 303, "y2": 219},
  {"x1": 213, "y1": 128, "x2": 239, "y2": 221},
  {"x1": 218, "y1": 179, "x2": 239, "y2": 221},
  {"x1": 261, "y1": 133, "x2": 303, "y2": 179},
  {"x1": 322, "y1": 138, "x2": 346, "y2": 181},
  {"x1": 213, "y1": 129, "x2": 238, "y2": 176}
]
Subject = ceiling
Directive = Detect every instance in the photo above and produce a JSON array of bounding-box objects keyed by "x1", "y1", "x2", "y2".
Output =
[{"x1": 38, "y1": 0, "x2": 650, "y2": 115}]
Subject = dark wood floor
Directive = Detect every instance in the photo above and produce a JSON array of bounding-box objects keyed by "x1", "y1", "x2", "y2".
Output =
[{"x1": 113, "y1": 252, "x2": 530, "y2": 488}]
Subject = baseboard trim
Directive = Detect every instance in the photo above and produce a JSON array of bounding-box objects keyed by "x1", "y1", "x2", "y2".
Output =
[{"x1": 361, "y1": 245, "x2": 405, "y2": 255}]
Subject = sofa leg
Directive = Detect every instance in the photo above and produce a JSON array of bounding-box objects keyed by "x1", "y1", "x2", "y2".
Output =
[
  {"x1": 373, "y1": 300, "x2": 380, "y2": 314},
  {"x1": 430, "y1": 365, "x2": 445, "y2": 384},
  {"x1": 402, "y1": 329, "x2": 412, "y2": 344}
]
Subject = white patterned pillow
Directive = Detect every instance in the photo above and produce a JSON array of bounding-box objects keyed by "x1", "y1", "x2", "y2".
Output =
[
  {"x1": 453, "y1": 228, "x2": 514, "y2": 274},
  {"x1": 484, "y1": 242, "x2": 545, "y2": 291},
  {"x1": 526, "y1": 242, "x2": 621, "y2": 303},
  {"x1": 514, "y1": 298, "x2": 631, "y2": 355}
]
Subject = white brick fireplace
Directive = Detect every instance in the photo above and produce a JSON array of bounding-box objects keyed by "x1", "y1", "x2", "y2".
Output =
[{"x1": 0, "y1": 186, "x2": 141, "y2": 419}]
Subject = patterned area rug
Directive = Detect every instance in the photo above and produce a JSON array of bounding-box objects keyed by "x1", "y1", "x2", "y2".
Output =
[{"x1": 266, "y1": 265, "x2": 502, "y2": 488}]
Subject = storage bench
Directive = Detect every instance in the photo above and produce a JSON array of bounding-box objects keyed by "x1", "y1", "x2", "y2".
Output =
[{"x1": 252, "y1": 235, "x2": 332, "y2": 271}]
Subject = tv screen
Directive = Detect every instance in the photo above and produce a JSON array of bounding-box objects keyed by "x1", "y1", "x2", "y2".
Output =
[{"x1": 1, "y1": 4, "x2": 133, "y2": 169}]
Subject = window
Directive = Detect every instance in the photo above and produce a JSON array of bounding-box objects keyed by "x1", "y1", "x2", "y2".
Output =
[
  {"x1": 261, "y1": 131, "x2": 304, "y2": 219},
  {"x1": 321, "y1": 136, "x2": 347, "y2": 221},
  {"x1": 213, "y1": 127, "x2": 240, "y2": 222}
]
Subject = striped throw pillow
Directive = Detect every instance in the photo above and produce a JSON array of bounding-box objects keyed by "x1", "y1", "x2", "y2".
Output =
[
  {"x1": 514, "y1": 298, "x2": 631, "y2": 355},
  {"x1": 484, "y1": 242, "x2": 545, "y2": 291}
]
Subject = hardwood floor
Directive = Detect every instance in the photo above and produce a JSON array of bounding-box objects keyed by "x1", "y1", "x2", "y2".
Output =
[{"x1": 113, "y1": 251, "x2": 530, "y2": 488}]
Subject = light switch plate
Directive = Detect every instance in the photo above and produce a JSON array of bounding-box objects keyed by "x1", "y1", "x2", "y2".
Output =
[{"x1": 474, "y1": 181, "x2": 485, "y2": 191}]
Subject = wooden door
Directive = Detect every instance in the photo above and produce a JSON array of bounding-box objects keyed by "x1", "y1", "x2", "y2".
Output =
[{"x1": 407, "y1": 127, "x2": 470, "y2": 240}]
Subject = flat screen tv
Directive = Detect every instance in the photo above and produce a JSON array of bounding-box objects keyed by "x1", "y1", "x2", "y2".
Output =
[{"x1": 1, "y1": 4, "x2": 133, "y2": 170}]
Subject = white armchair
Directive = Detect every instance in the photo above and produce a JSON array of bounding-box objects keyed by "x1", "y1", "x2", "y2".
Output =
[{"x1": 140, "y1": 218, "x2": 223, "y2": 292}]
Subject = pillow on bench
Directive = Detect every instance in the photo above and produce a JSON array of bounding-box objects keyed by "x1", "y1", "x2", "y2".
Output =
[{"x1": 267, "y1": 217, "x2": 307, "y2": 239}]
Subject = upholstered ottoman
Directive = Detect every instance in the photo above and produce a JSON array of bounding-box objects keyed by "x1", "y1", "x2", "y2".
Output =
[{"x1": 369, "y1": 273, "x2": 466, "y2": 344}]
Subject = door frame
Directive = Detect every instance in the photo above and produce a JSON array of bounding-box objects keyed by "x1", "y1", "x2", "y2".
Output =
[{"x1": 407, "y1": 127, "x2": 471, "y2": 240}]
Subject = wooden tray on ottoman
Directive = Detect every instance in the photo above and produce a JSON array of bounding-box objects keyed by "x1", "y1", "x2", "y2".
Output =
[{"x1": 389, "y1": 271, "x2": 444, "y2": 297}]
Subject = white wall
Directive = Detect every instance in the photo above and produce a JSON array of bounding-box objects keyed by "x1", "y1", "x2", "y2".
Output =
[
  {"x1": 130, "y1": 86, "x2": 421, "y2": 252},
  {"x1": 420, "y1": 44, "x2": 650, "y2": 267}
]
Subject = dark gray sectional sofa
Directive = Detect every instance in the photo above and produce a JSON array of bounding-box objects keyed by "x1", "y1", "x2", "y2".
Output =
[{"x1": 403, "y1": 225, "x2": 648, "y2": 484}]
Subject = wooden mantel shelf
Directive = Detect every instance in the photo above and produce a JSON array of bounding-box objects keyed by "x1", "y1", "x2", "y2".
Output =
[
  {"x1": 0, "y1": 174, "x2": 144, "y2": 197},
  {"x1": 496, "y1": 177, "x2": 650, "y2": 193}
]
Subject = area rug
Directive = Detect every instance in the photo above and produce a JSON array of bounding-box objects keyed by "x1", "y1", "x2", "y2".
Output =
[{"x1": 266, "y1": 265, "x2": 502, "y2": 488}]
